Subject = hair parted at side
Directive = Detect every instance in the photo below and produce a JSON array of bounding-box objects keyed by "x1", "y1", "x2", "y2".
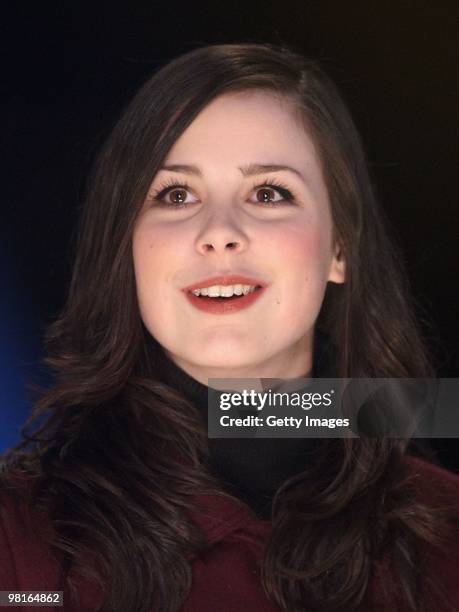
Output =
[{"x1": 1, "y1": 42, "x2": 455, "y2": 612}]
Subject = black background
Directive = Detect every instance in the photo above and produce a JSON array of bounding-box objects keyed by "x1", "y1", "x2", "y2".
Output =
[{"x1": 1, "y1": 2, "x2": 458, "y2": 468}]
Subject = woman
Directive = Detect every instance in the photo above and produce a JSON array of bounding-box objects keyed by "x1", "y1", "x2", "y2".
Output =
[{"x1": 1, "y1": 42, "x2": 458, "y2": 612}]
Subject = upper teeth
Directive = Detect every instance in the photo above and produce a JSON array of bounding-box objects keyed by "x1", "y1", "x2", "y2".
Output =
[{"x1": 191, "y1": 284, "x2": 257, "y2": 297}]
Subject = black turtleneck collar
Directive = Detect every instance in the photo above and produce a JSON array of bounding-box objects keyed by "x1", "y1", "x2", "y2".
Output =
[{"x1": 152, "y1": 329, "x2": 336, "y2": 519}]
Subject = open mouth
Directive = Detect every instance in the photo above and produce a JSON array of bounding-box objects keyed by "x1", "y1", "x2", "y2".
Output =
[
  {"x1": 191, "y1": 286, "x2": 263, "y2": 300},
  {"x1": 184, "y1": 281, "x2": 267, "y2": 314}
]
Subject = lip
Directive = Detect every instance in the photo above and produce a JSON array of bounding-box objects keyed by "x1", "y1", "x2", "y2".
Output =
[
  {"x1": 181, "y1": 275, "x2": 268, "y2": 316},
  {"x1": 182, "y1": 275, "x2": 267, "y2": 292},
  {"x1": 184, "y1": 286, "x2": 266, "y2": 315}
]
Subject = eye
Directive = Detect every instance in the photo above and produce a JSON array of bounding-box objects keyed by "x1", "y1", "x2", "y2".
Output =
[
  {"x1": 248, "y1": 179, "x2": 296, "y2": 206},
  {"x1": 149, "y1": 176, "x2": 297, "y2": 209},
  {"x1": 151, "y1": 179, "x2": 199, "y2": 208}
]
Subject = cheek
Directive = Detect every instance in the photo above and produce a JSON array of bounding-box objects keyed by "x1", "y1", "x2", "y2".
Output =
[
  {"x1": 269, "y1": 221, "x2": 332, "y2": 277},
  {"x1": 133, "y1": 232, "x2": 159, "y2": 290},
  {"x1": 265, "y1": 221, "x2": 333, "y2": 330},
  {"x1": 132, "y1": 224, "x2": 179, "y2": 322},
  {"x1": 133, "y1": 221, "x2": 182, "y2": 283}
]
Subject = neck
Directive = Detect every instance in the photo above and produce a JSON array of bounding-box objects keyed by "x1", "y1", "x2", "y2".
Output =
[{"x1": 163, "y1": 336, "x2": 314, "y2": 387}]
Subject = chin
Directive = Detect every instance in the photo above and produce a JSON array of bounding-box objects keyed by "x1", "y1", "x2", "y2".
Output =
[{"x1": 185, "y1": 345, "x2": 260, "y2": 370}]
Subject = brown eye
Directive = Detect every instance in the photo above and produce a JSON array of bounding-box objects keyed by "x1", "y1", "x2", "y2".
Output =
[
  {"x1": 167, "y1": 188, "x2": 188, "y2": 204},
  {"x1": 256, "y1": 188, "x2": 280, "y2": 204},
  {"x1": 152, "y1": 183, "x2": 199, "y2": 208},
  {"x1": 249, "y1": 183, "x2": 295, "y2": 206}
]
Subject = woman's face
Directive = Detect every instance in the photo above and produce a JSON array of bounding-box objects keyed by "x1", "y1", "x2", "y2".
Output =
[{"x1": 132, "y1": 90, "x2": 345, "y2": 384}]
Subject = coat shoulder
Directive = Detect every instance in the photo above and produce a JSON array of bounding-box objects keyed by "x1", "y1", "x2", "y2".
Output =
[
  {"x1": 404, "y1": 453, "x2": 459, "y2": 505},
  {"x1": 0, "y1": 467, "x2": 63, "y2": 590}
]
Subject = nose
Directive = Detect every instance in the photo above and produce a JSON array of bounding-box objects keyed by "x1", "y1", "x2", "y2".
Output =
[{"x1": 195, "y1": 211, "x2": 248, "y2": 255}]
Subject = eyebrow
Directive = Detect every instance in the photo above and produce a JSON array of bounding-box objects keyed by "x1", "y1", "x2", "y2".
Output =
[{"x1": 159, "y1": 163, "x2": 305, "y2": 180}]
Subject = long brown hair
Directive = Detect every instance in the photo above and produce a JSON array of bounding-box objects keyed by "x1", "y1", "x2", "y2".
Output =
[{"x1": 1, "y1": 42, "x2": 454, "y2": 611}]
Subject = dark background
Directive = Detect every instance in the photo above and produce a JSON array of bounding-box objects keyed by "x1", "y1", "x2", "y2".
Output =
[{"x1": 1, "y1": 3, "x2": 458, "y2": 467}]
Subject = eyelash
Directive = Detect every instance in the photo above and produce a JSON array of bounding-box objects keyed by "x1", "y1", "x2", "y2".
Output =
[{"x1": 149, "y1": 177, "x2": 297, "y2": 209}]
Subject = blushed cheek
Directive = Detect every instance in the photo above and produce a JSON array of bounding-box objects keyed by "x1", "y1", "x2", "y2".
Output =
[
  {"x1": 275, "y1": 224, "x2": 331, "y2": 275},
  {"x1": 133, "y1": 224, "x2": 177, "y2": 284},
  {"x1": 132, "y1": 226, "x2": 188, "y2": 334}
]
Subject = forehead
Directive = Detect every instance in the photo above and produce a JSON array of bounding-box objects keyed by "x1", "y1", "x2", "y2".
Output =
[{"x1": 164, "y1": 90, "x2": 318, "y2": 169}]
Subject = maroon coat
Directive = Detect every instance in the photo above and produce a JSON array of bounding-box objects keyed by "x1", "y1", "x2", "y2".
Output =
[{"x1": 1, "y1": 455, "x2": 458, "y2": 611}]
